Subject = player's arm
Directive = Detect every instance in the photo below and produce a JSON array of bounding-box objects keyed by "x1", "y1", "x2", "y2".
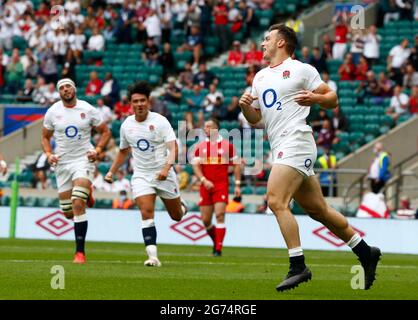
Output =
[
  {"x1": 0, "y1": 153, "x2": 7, "y2": 175},
  {"x1": 156, "y1": 140, "x2": 178, "y2": 181},
  {"x1": 294, "y1": 83, "x2": 338, "y2": 110},
  {"x1": 87, "y1": 123, "x2": 112, "y2": 162},
  {"x1": 191, "y1": 158, "x2": 214, "y2": 190},
  {"x1": 239, "y1": 92, "x2": 262, "y2": 124},
  {"x1": 104, "y1": 147, "x2": 131, "y2": 183},
  {"x1": 41, "y1": 127, "x2": 59, "y2": 165},
  {"x1": 233, "y1": 162, "x2": 242, "y2": 196}
]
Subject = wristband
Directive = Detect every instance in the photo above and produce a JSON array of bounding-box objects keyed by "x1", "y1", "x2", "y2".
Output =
[
  {"x1": 235, "y1": 180, "x2": 241, "y2": 186},
  {"x1": 200, "y1": 176, "x2": 206, "y2": 182},
  {"x1": 0, "y1": 160, "x2": 6, "y2": 168}
]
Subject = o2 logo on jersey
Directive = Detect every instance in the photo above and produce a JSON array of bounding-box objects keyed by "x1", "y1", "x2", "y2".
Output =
[
  {"x1": 136, "y1": 138, "x2": 155, "y2": 152},
  {"x1": 65, "y1": 126, "x2": 78, "y2": 138},
  {"x1": 262, "y1": 88, "x2": 282, "y2": 110}
]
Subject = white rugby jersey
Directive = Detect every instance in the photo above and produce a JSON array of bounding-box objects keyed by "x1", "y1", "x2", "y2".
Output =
[
  {"x1": 250, "y1": 57, "x2": 324, "y2": 150},
  {"x1": 119, "y1": 112, "x2": 176, "y2": 174},
  {"x1": 43, "y1": 99, "x2": 103, "y2": 164}
]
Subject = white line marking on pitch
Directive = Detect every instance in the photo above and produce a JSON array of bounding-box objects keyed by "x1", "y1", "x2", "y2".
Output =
[{"x1": 0, "y1": 259, "x2": 416, "y2": 269}]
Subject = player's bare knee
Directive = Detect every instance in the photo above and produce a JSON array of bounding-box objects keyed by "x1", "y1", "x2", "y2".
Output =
[{"x1": 267, "y1": 198, "x2": 288, "y2": 215}]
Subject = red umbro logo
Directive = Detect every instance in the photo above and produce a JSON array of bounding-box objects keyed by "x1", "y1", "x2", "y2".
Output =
[
  {"x1": 170, "y1": 214, "x2": 207, "y2": 241},
  {"x1": 313, "y1": 226, "x2": 365, "y2": 247},
  {"x1": 35, "y1": 211, "x2": 74, "y2": 237}
]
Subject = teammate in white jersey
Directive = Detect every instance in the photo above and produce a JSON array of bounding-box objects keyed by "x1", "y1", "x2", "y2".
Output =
[
  {"x1": 42, "y1": 78, "x2": 111, "y2": 264},
  {"x1": 239, "y1": 24, "x2": 381, "y2": 291},
  {"x1": 104, "y1": 81, "x2": 187, "y2": 267}
]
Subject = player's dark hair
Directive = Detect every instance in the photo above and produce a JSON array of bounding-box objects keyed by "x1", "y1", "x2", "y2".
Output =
[
  {"x1": 268, "y1": 24, "x2": 298, "y2": 55},
  {"x1": 127, "y1": 81, "x2": 152, "y2": 101},
  {"x1": 208, "y1": 117, "x2": 220, "y2": 128}
]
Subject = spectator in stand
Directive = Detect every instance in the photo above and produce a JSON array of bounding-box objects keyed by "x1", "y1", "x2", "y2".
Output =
[
  {"x1": 299, "y1": 46, "x2": 311, "y2": 64},
  {"x1": 311, "y1": 109, "x2": 330, "y2": 133},
  {"x1": 32, "y1": 76, "x2": 48, "y2": 105},
  {"x1": 199, "y1": 0, "x2": 213, "y2": 39},
  {"x1": 142, "y1": 37, "x2": 159, "y2": 66},
  {"x1": 227, "y1": 40, "x2": 245, "y2": 66},
  {"x1": 332, "y1": 10, "x2": 350, "y2": 60},
  {"x1": 61, "y1": 49, "x2": 77, "y2": 81},
  {"x1": 5, "y1": 49, "x2": 24, "y2": 94},
  {"x1": 68, "y1": 26, "x2": 86, "y2": 64},
  {"x1": 350, "y1": 29, "x2": 365, "y2": 65},
  {"x1": 87, "y1": 27, "x2": 105, "y2": 51},
  {"x1": 245, "y1": 64, "x2": 259, "y2": 87},
  {"x1": 204, "y1": 83, "x2": 224, "y2": 114},
  {"x1": 378, "y1": 72, "x2": 395, "y2": 97},
  {"x1": 144, "y1": 9, "x2": 162, "y2": 46},
  {"x1": 228, "y1": 0, "x2": 243, "y2": 35},
  {"x1": 193, "y1": 62, "x2": 218, "y2": 88},
  {"x1": 244, "y1": 41, "x2": 263, "y2": 66},
  {"x1": 85, "y1": 71, "x2": 103, "y2": 96},
  {"x1": 355, "y1": 56, "x2": 369, "y2": 81},
  {"x1": 338, "y1": 53, "x2": 356, "y2": 81},
  {"x1": 367, "y1": 142, "x2": 391, "y2": 194},
  {"x1": 403, "y1": 63, "x2": 418, "y2": 89},
  {"x1": 396, "y1": 0, "x2": 414, "y2": 20},
  {"x1": 114, "y1": 95, "x2": 132, "y2": 121},
  {"x1": 213, "y1": 0, "x2": 230, "y2": 53},
  {"x1": 394, "y1": 195, "x2": 417, "y2": 219},
  {"x1": 322, "y1": 34, "x2": 334, "y2": 60},
  {"x1": 356, "y1": 70, "x2": 380, "y2": 101},
  {"x1": 96, "y1": 98, "x2": 114, "y2": 126},
  {"x1": 386, "y1": 85, "x2": 410, "y2": 122},
  {"x1": 110, "y1": 169, "x2": 131, "y2": 193},
  {"x1": 185, "y1": 84, "x2": 206, "y2": 129},
  {"x1": 39, "y1": 43, "x2": 58, "y2": 84},
  {"x1": 238, "y1": 0, "x2": 255, "y2": 38},
  {"x1": 101, "y1": 72, "x2": 120, "y2": 107},
  {"x1": 115, "y1": 0, "x2": 135, "y2": 43},
  {"x1": 285, "y1": 13, "x2": 305, "y2": 46},
  {"x1": 317, "y1": 119, "x2": 335, "y2": 151},
  {"x1": 176, "y1": 25, "x2": 202, "y2": 68},
  {"x1": 363, "y1": 25, "x2": 381, "y2": 67},
  {"x1": 310, "y1": 47, "x2": 328, "y2": 74},
  {"x1": 322, "y1": 71, "x2": 338, "y2": 92},
  {"x1": 409, "y1": 85, "x2": 418, "y2": 114},
  {"x1": 225, "y1": 96, "x2": 241, "y2": 121},
  {"x1": 331, "y1": 106, "x2": 349, "y2": 134},
  {"x1": 172, "y1": 0, "x2": 188, "y2": 30},
  {"x1": 163, "y1": 76, "x2": 182, "y2": 104},
  {"x1": 150, "y1": 93, "x2": 172, "y2": 123},
  {"x1": 178, "y1": 61, "x2": 194, "y2": 89},
  {"x1": 211, "y1": 96, "x2": 227, "y2": 121},
  {"x1": 408, "y1": 35, "x2": 418, "y2": 71},
  {"x1": 159, "y1": 3, "x2": 173, "y2": 44},
  {"x1": 383, "y1": 0, "x2": 401, "y2": 24},
  {"x1": 20, "y1": 48, "x2": 37, "y2": 76},
  {"x1": 16, "y1": 79, "x2": 34, "y2": 102},
  {"x1": 92, "y1": 167, "x2": 111, "y2": 192},
  {"x1": 186, "y1": 3, "x2": 202, "y2": 34},
  {"x1": 112, "y1": 190, "x2": 134, "y2": 210},
  {"x1": 43, "y1": 83, "x2": 60, "y2": 106},
  {"x1": 226, "y1": 196, "x2": 245, "y2": 213},
  {"x1": 317, "y1": 147, "x2": 338, "y2": 197},
  {"x1": 387, "y1": 38, "x2": 411, "y2": 86}
]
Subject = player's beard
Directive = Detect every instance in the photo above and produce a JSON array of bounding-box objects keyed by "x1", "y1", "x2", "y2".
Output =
[{"x1": 61, "y1": 92, "x2": 76, "y2": 103}]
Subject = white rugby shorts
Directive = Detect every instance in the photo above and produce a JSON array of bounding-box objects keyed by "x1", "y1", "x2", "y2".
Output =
[
  {"x1": 131, "y1": 168, "x2": 180, "y2": 200},
  {"x1": 55, "y1": 159, "x2": 95, "y2": 193},
  {"x1": 271, "y1": 130, "x2": 317, "y2": 177}
]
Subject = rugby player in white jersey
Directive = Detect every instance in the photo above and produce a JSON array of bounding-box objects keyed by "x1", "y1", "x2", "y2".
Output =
[
  {"x1": 104, "y1": 81, "x2": 187, "y2": 267},
  {"x1": 239, "y1": 24, "x2": 381, "y2": 291},
  {"x1": 42, "y1": 78, "x2": 111, "y2": 264}
]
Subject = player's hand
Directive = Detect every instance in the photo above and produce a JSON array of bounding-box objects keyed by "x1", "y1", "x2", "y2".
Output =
[
  {"x1": 239, "y1": 92, "x2": 257, "y2": 108},
  {"x1": 156, "y1": 169, "x2": 169, "y2": 181},
  {"x1": 294, "y1": 90, "x2": 318, "y2": 106},
  {"x1": 87, "y1": 149, "x2": 98, "y2": 162},
  {"x1": 47, "y1": 154, "x2": 59, "y2": 166},
  {"x1": 234, "y1": 186, "x2": 241, "y2": 197},
  {"x1": 203, "y1": 179, "x2": 214, "y2": 190},
  {"x1": 104, "y1": 171, "x2": 113, "y2": 183}
]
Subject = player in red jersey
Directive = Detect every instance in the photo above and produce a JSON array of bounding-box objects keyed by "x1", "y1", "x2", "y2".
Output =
[{"x1": 192, "y1": 118, "x2": 241, "y2": 256}]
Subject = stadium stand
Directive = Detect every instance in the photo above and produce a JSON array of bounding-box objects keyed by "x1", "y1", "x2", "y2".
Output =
[{"x1": 0, "y1": 0, "x2": 417, "y2": 215}]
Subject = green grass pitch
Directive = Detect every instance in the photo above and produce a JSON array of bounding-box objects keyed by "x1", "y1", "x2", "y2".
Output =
[{"x1": 0, "y1": 239, "x2": 417, "y2": 300}]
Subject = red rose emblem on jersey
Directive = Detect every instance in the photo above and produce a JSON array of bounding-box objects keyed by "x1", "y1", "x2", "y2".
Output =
[
  {"x1": 149, "y1": 125, "x2": 155, "y2": 132},
  {"x1": 283, "y1": 70, "x2": 290, "y2": 79},
  {"x1": 277, "y1": 151, "x2": 283, "y2": 159},
  {"x1": 80, "y1": 113, "x2": 86, "y2": 119}
]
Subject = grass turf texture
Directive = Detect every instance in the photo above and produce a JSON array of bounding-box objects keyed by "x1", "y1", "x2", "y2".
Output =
[{"x1": 0, "y1": 239, "x2": 417, "y2": 300}]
